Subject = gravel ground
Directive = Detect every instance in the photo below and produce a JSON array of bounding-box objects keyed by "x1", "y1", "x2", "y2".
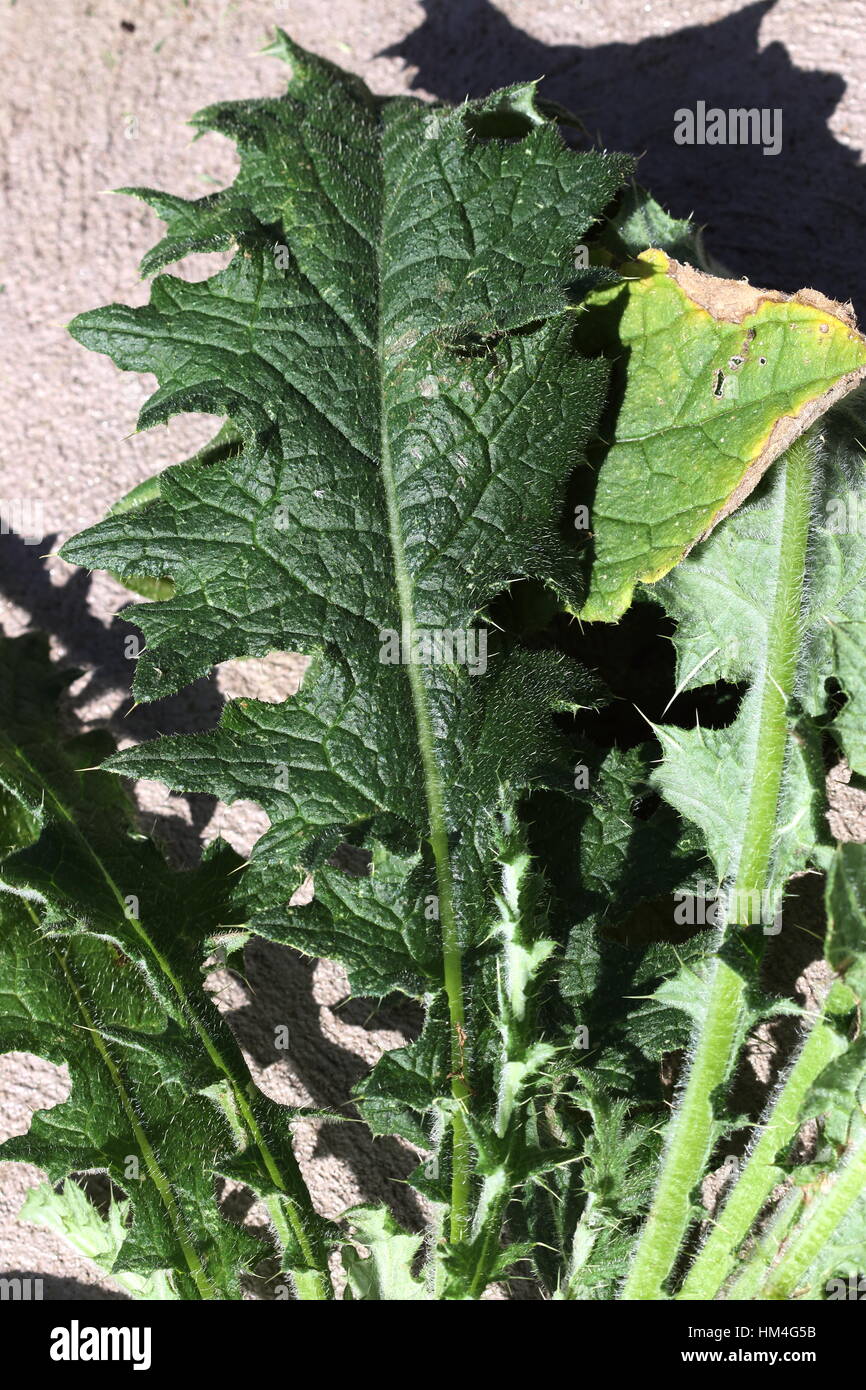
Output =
[{"x1": 1, "y1": 0, "x2": 864, "y2": 1298}]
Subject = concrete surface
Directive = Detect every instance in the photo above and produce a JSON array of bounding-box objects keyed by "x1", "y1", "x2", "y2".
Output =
[{"x1": 1, "y1": 0, "x2": 865, "y2": 1299}]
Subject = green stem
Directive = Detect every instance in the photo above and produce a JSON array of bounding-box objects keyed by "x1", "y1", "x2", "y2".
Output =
[
  {"x1": 678, "y1": 1009, "x2": 840, "y2": 1299},
  {"x1": 377, "y1": 391, "x2": 470, "y2": 1246},
  {"x1": 621, "y1": 953, "x2": 746, "y2": 1300},
  {"x1": 467, "y1": 1173, "x2": 511, "y2": 1299},
  {"x1": 621, "y1": 436, "x2": 814, "y2": 1300},
  {"x1": 563, "y1": 1192, "x2": 603, "y2": 1299},
  {"x1": 758, "y1": 1130, "x2": 866, "y2": 1299},
  {"x1": 723, "y1": 1186, "x2": 806, "y2": 1300},
  {"x1": 463, "y1": 823, "x2": 550, "y2": 1299}
]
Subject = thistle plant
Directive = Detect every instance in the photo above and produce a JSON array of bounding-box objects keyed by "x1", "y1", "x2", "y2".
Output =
[{"x1": 3, "y1": 34, "x2": 866, "y2": 1302}]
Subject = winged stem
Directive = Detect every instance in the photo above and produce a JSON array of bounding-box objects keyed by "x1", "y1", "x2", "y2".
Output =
[
  {"x1": 622, "y1": 433, "x2": 814, "y2": 1299},
  {"x1": 678, "y1": 1003, "x2": 839, "y2": 1299}
]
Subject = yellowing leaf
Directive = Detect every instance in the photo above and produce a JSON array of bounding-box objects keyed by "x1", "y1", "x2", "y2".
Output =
[{"x1": 579, "y1": 247, "x2": 866, "y2": 622}]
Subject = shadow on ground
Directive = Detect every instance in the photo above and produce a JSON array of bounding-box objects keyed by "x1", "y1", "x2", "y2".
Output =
[
  {"x1": 387, "y1": 0, "x2": 866, "y2": 314},
  {"x1": 0, "y1": 1272, "x2": 129, "y2": 1300}
]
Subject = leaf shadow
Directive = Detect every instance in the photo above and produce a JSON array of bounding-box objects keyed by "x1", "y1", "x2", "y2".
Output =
[
  {"x1": 0, "y1": 530, "x2": 222, "y2": 856},
  {"x1": 0, "y1": 530, "x2": 224, "y2": 740},
  {"x1": 224, "y1": 937, "x2": 427, "y2": 1229},
  {"x1": 386, "y1": 0, "x2": 866, "y2": 315}
]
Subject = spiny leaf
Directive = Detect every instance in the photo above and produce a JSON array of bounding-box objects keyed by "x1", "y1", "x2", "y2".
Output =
[
  {"x1": 60, "y1": 48, "x2": 628, "y2": 1011},
  {"x1": 556, "y1": 1084, "x2": 664, "y2": 1300},
  {"x1": 532, "y1": 744, "x2": 710, "y2": 1096},
  {"x1": 353, "y1": 993, "x2": 450, "y2": 1147},
  {"x1": 799, "y1": 846, "x2": 866, "y2": 1152},
  {"x1": 650, "y1": 398, "x2": 866, "y2": 910},
  {"x1": 341, "y1": 1205, "x2": 427, "y2": 1301},
  {"x1": 825, "y1": 841, "x2": 866, "y2": 1007},
  {"x1": 599, "y1": 181, "x2": 710, "y2": 270},
  {"x1": 19, "y1": 1179, "x2": 178, "y2": 1300},
  {"x1": 59, "y1": 36, "x2": 633, "y2": 1291},
  {"x1": 0, "y1": 633, "x2": 333, "y2": 1300}
]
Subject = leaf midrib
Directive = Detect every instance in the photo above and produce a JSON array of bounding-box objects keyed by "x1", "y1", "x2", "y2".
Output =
[{"x1": 376, "y1": 117, "x2": 471, "y2": 1241}]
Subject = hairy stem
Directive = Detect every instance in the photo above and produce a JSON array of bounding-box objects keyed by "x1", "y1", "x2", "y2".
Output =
[
  {"x1": 621, "y1": 435, "x2": 814, "y2": 1300},
  {"x1": 757, "y1": 1131, "x2": 866, "y2": 1299},
  {"x1": 464, "y1": 818, "x2": 553, "y2": 1298},
  {"x1": 678, "y1": 1007, "x2": 839, "y2": 1298},
  {"x1": 723, "y1": 1187, "x2": 806, "y2": 1299}
]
